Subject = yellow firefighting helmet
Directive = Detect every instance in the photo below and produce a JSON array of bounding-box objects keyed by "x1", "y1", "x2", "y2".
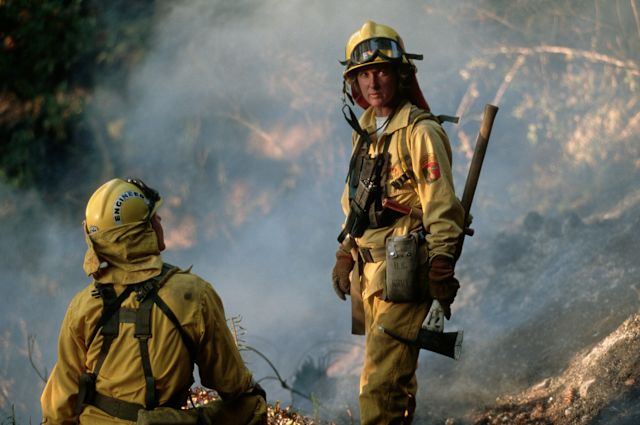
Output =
[
  {"x1": 341, "y1": 20, "x2": 423, "y2": 78},
  {"x1": 85, "y1": 178, "x2": 162, "y2": 234}
]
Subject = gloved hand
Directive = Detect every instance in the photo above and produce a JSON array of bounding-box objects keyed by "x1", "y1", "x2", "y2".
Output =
[
  {"x1": 428, "y1": 255, "x2": 460, "y2": 319},
  {"x1": 332, "y1": 247, "x2": 355, "y2": 300},
  {"x1": 250, "y1": 382, "x2": 267, "y2": 401}
]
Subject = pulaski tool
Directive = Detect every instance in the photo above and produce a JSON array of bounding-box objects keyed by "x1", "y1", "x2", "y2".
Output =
[
  {"x1": 382, "y1": 104, "x2": 499, "y2": 360},
  {"x1": 380, "y1": 300, "x2": 464, "y2": 359}
]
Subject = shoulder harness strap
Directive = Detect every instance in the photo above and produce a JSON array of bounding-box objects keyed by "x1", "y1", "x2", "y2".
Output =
[
  {"x1": 393, "y1": 107, "x2": 459, "y2": 189},
  {"x1": 135, "y1": 290, "x2": 157, "y2": 408},
  {"x1": 89, "y1": 284, "x2": 135, "y2": 377},
  {"x1": 85, "y1": 263, "x2": 195, "y2": 416}
]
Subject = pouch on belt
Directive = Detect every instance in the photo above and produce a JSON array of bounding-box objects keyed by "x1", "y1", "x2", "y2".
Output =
[{"x1": 383, "y1": 233, "x2": 420, "y2": 302}]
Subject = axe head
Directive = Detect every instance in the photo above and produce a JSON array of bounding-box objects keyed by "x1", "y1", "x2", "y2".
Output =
[
  {"x1": 379, "y1": 326, "x2": 464, "y2": 360},
  {"x1": 416, "y1": 328, "x2": 464, "y2": 360}
]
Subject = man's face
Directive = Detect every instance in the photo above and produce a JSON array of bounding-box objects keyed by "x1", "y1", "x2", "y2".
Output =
[
  {"x1": 356, "y1": 64, "x2": 398, "y2": 114},
  {"x1": 150, "y1": 214, "x2": 166, "y2": 252}
]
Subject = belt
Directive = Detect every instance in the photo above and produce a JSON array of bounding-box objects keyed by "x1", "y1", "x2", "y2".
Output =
[
  {"x1": 89, "y1": 390, "x2": 187, "y2": 421},
  {"x1": 359, "y1": 247, "x2": 386, "y2": 263},
  {"x1": 90, "y1": 392, "x2": 143, "y2": 421}
]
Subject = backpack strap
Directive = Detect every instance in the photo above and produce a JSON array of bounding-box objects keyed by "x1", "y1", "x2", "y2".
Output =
[
  {"x1": 135, "y1": 293, "x2": 157, "y2": 408},
  {"x1": 151, "y1": 292, "x2": 197, "y2": 363},
  {"x1": 392, "y1": 107, "x2": 459, "y2": 190},
  {"x1": 80, "y1": 263, "x2": 195, "y2": 418},
  {"x1": 132, "y1": 262, "x2": 186, "y2": 409},
  {"x1": 89, "y1": 285, "x2": 136, "y2": 377}
]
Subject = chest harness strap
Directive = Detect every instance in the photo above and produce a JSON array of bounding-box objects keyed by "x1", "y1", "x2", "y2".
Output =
[
  {"x1": 338, "y1": 102, "x2": 460, "y2": 245},
  {"x1": 339, "y1": 105, "x2": 403, "y2": 243},
  {"x1": 75, "y1": 263, "x2": 196, "y2": 421}
]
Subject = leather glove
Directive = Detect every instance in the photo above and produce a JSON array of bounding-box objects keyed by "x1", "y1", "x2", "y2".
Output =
[
  {"x1": 250, "y1": 382, "x2": 267, "y2": 401},
  {"x1": 428, "y1": 255, "x2": 460, "y2": 319},
  {"x1": 331, "y1": 247, "x2": 355, "y2": 300}
]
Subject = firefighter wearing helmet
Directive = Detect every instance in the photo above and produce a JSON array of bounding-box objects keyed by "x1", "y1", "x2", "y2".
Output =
[
  {"x1": 42, "y1": 178, "x2": 267, "y2": 424},
  {"x1": 332, "y1": 21, "x2": 464, "y2": 423}
]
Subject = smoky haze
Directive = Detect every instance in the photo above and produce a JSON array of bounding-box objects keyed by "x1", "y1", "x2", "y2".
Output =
[{"x1": 1, "y1": 0, "x2": 639, "y2": 423}]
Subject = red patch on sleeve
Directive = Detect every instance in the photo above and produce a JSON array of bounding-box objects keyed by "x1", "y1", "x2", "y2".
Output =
[{"x1": 421, "y1": 160, "x2": 441, "y2": 183}]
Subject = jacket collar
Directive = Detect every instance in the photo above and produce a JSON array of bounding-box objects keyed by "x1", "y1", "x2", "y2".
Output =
[{"x1": 358, "y1": 99, "x2": 413, "y2": 137}]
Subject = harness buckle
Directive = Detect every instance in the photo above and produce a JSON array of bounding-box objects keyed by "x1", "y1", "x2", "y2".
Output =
[{"x1": 134, "y1": 281, "x2": 156, "y2": 302}]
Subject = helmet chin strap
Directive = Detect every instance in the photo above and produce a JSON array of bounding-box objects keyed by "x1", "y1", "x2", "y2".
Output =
[
  {"x1": 341, "y1": 80, "x2": 354, "y2": 106},
  {"x1": 340, "y1": 81, "x2": 401, "y2": 138},
  {"x1": 341, "y1": 80, "x2": 362, "y2": 133}
]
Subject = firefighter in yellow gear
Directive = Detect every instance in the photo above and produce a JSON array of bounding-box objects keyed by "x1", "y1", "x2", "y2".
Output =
[
  {"x1": 332, "y1": 21, "x2": 465, "y2": 424},
  {"x1": 41, "y1": 178, "x2": 266, "y2": 424}
]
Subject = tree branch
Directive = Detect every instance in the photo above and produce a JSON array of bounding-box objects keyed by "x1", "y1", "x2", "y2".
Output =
[
  {"x1": 241, "y1": 345, "x2": 314, "y2": 402},
  {"x1": 485, "y1": 45, "x2": 640, "y2": 76},
  {"x1": 631, "y1": 0, "x2": 640, "y2": 40},
  {"x1": 493, "y1": 55, "x2": 527, "y2": 106},
  {"x1": 27, "y1": 335, "x2": 48, "y2": 384}
]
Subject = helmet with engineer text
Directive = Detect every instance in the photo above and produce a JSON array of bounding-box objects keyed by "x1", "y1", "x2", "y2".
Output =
[{"x1": 85, "y1": 178, "x2": 162, "y2": 234}]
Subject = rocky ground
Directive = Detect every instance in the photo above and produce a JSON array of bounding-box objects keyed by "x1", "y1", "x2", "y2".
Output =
[{"x1": 471, "y1": 313, "x2": 640, "y2": 425}]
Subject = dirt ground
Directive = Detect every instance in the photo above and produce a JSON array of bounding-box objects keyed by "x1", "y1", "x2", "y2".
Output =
[{"x1": 471, "y1": 314, "x2": 640, "y2": 425}]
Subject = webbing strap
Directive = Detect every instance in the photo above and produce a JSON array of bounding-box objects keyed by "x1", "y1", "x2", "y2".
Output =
[
  {"x1": 377, "y1": 136, "x2": 394, "y2": 201},
  {"x1": 93, "y1": 336, "x2": 114, "y2": 378},
  {"x1": 90, "y1": 286, "x2": 135, "y2": 377},
  {"x1": 437, "y1": 114, "x2": 459, "y2": 124},
  {"x1": 91, "y1": 392, "x2": 143, "y2": 421},
  {"x1": 90, "y1": 387, "x2": 186, "y2": 421},
  {"x1": 396, "y1": 108, "x2": 456, "y2": 190},
  {"x1": 88, "y1": 285, "x2": 134, "y2": 347},
  {"x1": 359, "y1": 246, "x2": 386, "y2": 263},
  {"x1": 342, "y1": 104, "x2": 369, "y2": 179},
  {"x1": 136, "y1": 295, "x2": 157, "y2": 409},
  {"x1": 152, "y1": 293, "x2": 197, "y2": 363},
  {"x1": 342, "y1": 104, "x2": 369, "y2": 140},
  {"x1": 397, "y1": 125, "x2": 412, "y2": 185},
  {"x1": 118, "y1": 308, "x2": 137, "y2": 323},
  {"x1": 84, "y1": 264, "x2": 180, "y2": 416}
]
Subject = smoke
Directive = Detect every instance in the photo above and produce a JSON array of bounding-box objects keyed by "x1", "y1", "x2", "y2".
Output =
[{"x1": 1, "y1": 0, "x2": 639, "y2": 423}]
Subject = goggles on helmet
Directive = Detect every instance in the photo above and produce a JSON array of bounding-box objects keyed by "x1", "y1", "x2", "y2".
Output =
[
  {"x1": 126, "y1": 177, "x2": 160, "y2": 218},
  {"x1": 341, "y1": 37, "x2": 423, "y2": 67}
]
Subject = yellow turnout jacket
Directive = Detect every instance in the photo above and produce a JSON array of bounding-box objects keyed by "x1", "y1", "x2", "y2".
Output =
[
  {"x1": 41, "y1": 220, "x2": 253, "y2": 424},
  {"x1": 341, "y1": 100, "x2": 464, "y2": 299}
]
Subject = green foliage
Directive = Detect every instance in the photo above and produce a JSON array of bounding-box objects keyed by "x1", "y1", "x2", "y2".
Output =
[
  {"x1": 0, "y1": 0, "x2": 96, "y2": 191},
  {"x1": 89, "y1": 0, "x2": 156, "y2": 81},
  {"x1": 0, "y1": 92, "x2": 82, "y2": 188},
  {"x1": 0, "y1": 0, "x2": 97, "y2": 98},
  {"x1": 0, "y1": 0, "x2": 155, "y2": 195}
]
